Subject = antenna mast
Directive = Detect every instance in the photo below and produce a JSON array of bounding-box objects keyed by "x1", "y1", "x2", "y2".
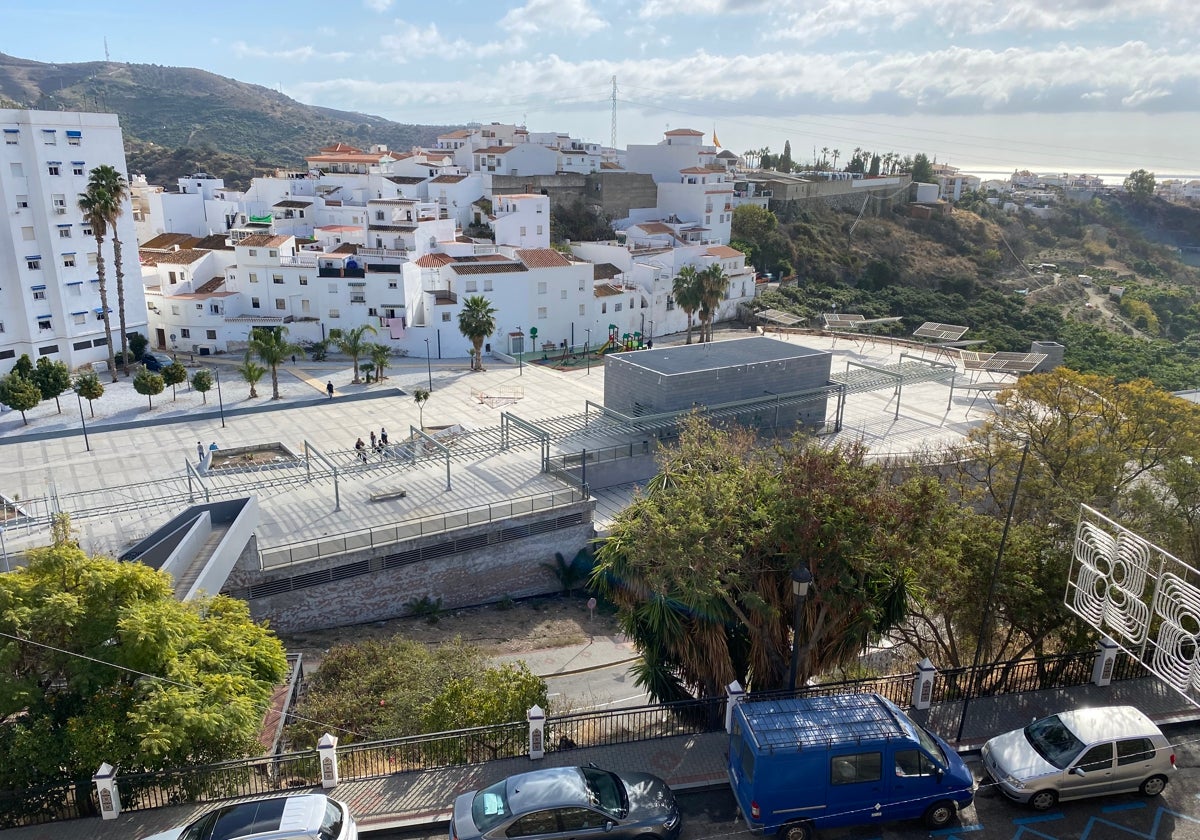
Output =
[
  {"x1": 610, "y1": 75, "x2": 617, "y2": 152},
  {"x1": 104, "y1": 37, "x2": 110, "y2": 62}
]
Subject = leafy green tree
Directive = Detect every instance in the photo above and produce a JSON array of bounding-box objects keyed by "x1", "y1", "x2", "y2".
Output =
[
  {"x1": 0, "y1": 374, "x2": 41, "y2": 425},
  {"x1": 671, "y1": 266, "x2": 703, "y2": 345},
  {"x1": 911, "y1": 152, "x2": 935, "y2": 184},
  {"x1": 132, "y1": 367, "x2": 165, "y2": 409},
  {"x1": 778, "y1": 140, "x2": 793, "y2": 173},
  {"x1": 87, "y1": 166, "x2": 131, "y2": 374},
  {"x1": 77, "y1": 183, "x2": 118, "y2": 382},
  {"x1": 191, "y1": 368, "x2": 214, "y2": 404},
  {"x1": 334, "y1": 324, "x2": 376, "y2": 383},
  {"x1": 458, "y1": 295, "x2": 498, "y2": 371},
  {"x1": 1123, "y1": 168, "x2": 1156, "y2": 201},
  {"x1": 128, "y1": 332, "x2": 149, "y2": 361},
  {"x1": 869, "y1": 154, "x2": 881, "y2": 176},
  {"x1": 368, "y1": 342, "x2": 391, "y2": 382},
  {"x1": 237, "y1": 355, "x2": 266, "y2": 399},
  {"x1": 0, "y1": 524, "x2": 288, "y2": 820},
  {"x1": 307, "y1": 339, "x2": 329, "y2": 362},
  {"x1": 592, "y1": 415, "x2": 952, "y2": 698},
  {"x1": 247, "y1": 326, "x2": 302, "y2": 399},
  {"x1": 11, "y1": 354, "x2": 34, "y2": 380},
  {"x1": 413, "y1": 387, "x2": 430, "y2": 429},
  {"x1": 32, "y1": 357, "x2": 71, "y2": 414},
  {"x1": 422, "y1": 663, "x2": 548, "y2": 759},
  {"x1": 161, "y1": 361, "x2": 188, "y2": 401},
  {"x1": 73, "y1": 371, "x2": 104, "y2": 417}
]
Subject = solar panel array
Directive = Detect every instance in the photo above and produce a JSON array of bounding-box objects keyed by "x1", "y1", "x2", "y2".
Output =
[
  {"x1": 913, "y1": 322, "x2": 969, "y2": 341},
  {"x1": 823, "y1": 313, "x2": 865, "y2": 329},
  {"x1": 757, "y1": 308, "x2": 806, "y2": 327},
  {"x1": 959, "y1": 350, "x2": 1047, "y2": 373},
  {"x1": 741, "y1": 694, "x2": 906, "y2": 750}
]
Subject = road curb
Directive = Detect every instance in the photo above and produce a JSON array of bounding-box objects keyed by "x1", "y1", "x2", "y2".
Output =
[{"x1": 533, "y1": 655, "x2": 639, "y2": 679}]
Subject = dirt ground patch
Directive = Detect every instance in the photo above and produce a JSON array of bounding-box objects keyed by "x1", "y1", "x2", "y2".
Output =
[{"x1": 278, "y1": 596, "x2": 622, "y2": 671}]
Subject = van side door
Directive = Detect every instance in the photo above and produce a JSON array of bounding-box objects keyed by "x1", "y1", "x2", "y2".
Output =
[
  {"x1": 890, "y1": 749, "x2": 944, "y2": 818},
  {"x1": 827, "y1": 752, "x2": 885, "y2": 829}
]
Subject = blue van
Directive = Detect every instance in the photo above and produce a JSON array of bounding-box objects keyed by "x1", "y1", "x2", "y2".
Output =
[{"x1": 728, "y1": 693, "x2": 974, "y2": 840}]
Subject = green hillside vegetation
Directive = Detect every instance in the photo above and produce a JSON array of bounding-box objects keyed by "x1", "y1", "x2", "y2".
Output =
[
  {"x1": 739, "y1": 190, "x2": 1200, "y2": 390},
  {"x1": 0, "y1": 53, "x2": 458, "y2": 189}
]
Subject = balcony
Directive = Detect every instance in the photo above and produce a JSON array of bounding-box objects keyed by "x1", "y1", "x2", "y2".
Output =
[
  {"x1": 432, "y1": 290, "x2": 458, "y2": 305},
  {"x1": 281, "y1": 254, "x2": 318, "y2": 268},
  {"x1": 357, "y1": 247, "x2": 408, "y2": 261},
  {"x1": 318, "y1": 266, "x2": 366, "y2": 279}
]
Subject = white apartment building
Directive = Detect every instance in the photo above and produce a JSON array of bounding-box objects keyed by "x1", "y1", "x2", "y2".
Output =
[
  {"x1": 624, "y1": 128, "x2": 720, "y2": 184},
  {"x1": 490, "y1": 194, "x2": 551, "y2": 249},
  {"x1": 0, "y1": 109, "x2": 146, "y2": 370}
]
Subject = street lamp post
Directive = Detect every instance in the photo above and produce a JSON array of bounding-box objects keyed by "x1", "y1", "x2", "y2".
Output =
[
  {"x1": 214, "y1": 367, "x2": 226, "y2": 428},
  {"x1": 76, "y1": 390, "x2": 90, "y2": 453},
  {"x1": 518, "y1": 328, "x2": 523, "y2": 377},
  {"x1": 424, "y1": 338, "x2": 433, "y2": 391},
  {"x1": 0, "y1": 526, "x2": 8, "y2": 573},
  {"x1": 584, "y1": 328, "x2": 592, "y2": 376},
  {"x1": 788, "y1": 565, "x2": 813, "y2": 691}
]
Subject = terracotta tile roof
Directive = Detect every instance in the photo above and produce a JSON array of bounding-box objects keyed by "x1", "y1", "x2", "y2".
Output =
[
  {"x1": 632, "y1": 222, "x2": 679, "y2": 237},
  {"x1": 449, "y1": 262, "x2": 528, "y2": 275},
  {"x1": 193, "y1": 234, "x2": 233, "y2": 251},
  {"x1": 272, "y1": 199, "x2": 312, "y2": 208},
  {"x1": 665, "y1": 128, "x2": 704, "y2": 137},
  {"x1": 318, "y1": 142, "x2": 363, "y2": 153},
  {"x1": 369, "y1": 224, "x2": 417, "y2": 232},
  {"x1": 706, "y1": 245, "x2": 744, "y2": 259},
  {"x1": 386, "y1": 176, "x2": 427, "y2": 185},
  {"x1": 331, "y1": 243, "x2": 360, "y2": 255},
  {"x1": 141, "y1": 232, "x2": 199, "y2": 250},
  {"x1": 717, "y1": 150, "x2": 738, "y2": 159},
  {"x1": 238, "y1": 234, "x2": 291, "y2": 248},
  {"x1": 600, "y1": 161, "x2": 623, "y2": 170},
  {"x1": 415, "y1": 253, "x2": 455, "y2": 267},
  {"x1": 431, "y1": 174, "x2": 468, "y2": 183},
  {"x1": 147, "y1": 248, "x2": 207, "y2": 265},
  {"x1": 368, "y1": 198, "x2": 416, "y2": 205},
  {"x1": 680, "y1": 166, "x2": 712, "y2": 174},
  {"x1": 139, "y1": 253, "x2": 159, "y2": 266},
  {"x1": 316, "y1": 225, "x2": 362, "y2": 232},
  {"x1": 594, "y1": 283, "x2": 623, "y2": 297},
  {"x1": 593, "y1": 262, "x2": 622, "y2": 281},
  {"x1": 474, "y1": 146, "x2": 516, "y2": 155},
  {"x1": 517, "y1": 248, "x2": 571, "y2": 269},
  {"x1": 439, "y1": 129, "x2": 472, "y2": 139},
  {"x1": 194, "y1": 277, "x2": 226, "y2": 294}
]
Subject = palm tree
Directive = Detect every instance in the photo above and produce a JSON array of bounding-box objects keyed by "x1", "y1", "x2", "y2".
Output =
[
  {"x1": 237, "y1": 356, "x2": 266, "y2": 399},
  {"x1": 831, "y1": 149, "x2": 840, "y2": 171},
  {"x1": 368, "y1": 342, "x2": 391, "y2": 382},
  {"x1": 820, "y1": 146, "x2": 830, "y2": 169},
  {"x1": 77, "y1": 187, "x2": 117, "y2": 382},
  {"x1": 247, "y1": 326, "x2": 302, "y2": 400},
  {"x1": 87, "y1": 166, "x2": 131, "y2": 375},
  {"x1": 334, "y1": 324, "x2": 377, "y2": 383},
  {"x1": 672, "y1": 266, "x2": 703, "y2": 345},
  {"x1": 457, "y1": 295, "x2": 498, "y2": 371},
  {"x1": 697, "y1": 264, "x2": 729, "y2": 342}
]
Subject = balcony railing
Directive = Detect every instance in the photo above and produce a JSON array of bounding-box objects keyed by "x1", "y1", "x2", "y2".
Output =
[{"x1": 280, "y1": 255, "x2": 318, "y2": 268}]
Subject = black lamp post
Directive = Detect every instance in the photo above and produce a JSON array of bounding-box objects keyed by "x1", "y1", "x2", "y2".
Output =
[
  {"x1": 585, "y1": 328, "x2": 592, "y2": 376},
  {"x1": 788, "y1": 565, "x2": 813, "y2": 691},
  {"x1": 424, "y1": 338, "x2": 433, "y2": 391},
  {"x1": 215, "y1": 367, "x2": 226, "y2": 428},
  {"x1": 518, "y1": 328, "x2": 523, "y2": 377},
  {"x1": 76, "y1": 391, "x2": 90, "y2": 453}
]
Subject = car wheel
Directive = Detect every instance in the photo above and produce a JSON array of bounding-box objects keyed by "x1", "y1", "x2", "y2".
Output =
[
  {"x1": 782, "y1": 821, "x2": 812, "y2": 840},
  {"x1": 1029, "y1": 790, "x2": 1058, "y2": 811},
  {"x1": 923, "y1": 800, "x2": 956, "y2": 829},
  {"x1": 1140, "y1": 775, "x2": 1168, "y2": 797}
]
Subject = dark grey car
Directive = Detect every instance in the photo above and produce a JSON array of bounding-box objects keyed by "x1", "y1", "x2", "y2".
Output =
[{"x1": 450, "y1": 766, "x2": 681, "y2": 840}]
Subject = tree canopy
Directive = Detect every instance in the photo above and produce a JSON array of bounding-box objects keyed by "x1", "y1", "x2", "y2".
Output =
[
  {"x1": 1124, "y1": 168, "x2": 1156, "y2": 201},
  {"x1": 458, "y1": 295, "x2": 498, "y2": 371},
  {"x1": 0, "y1": 522, "x2": 287, "y2": 822}
]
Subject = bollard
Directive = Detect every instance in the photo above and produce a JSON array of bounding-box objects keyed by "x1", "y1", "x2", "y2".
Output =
[
  {"x1": 93, "y1": 762, "x2": 121, "y2": 820},
  {"x1": 725, "y1": 681, "x2": 745, "y2": 733},
  {"x1": 318, "y1": 733, "x2": 339, "y2": 789},
  {"x1": 913, "y1": 658, "x2": 936, "y2": 710},
  {"x1": 1092, "y1": 636, "x2": 1119, "y2": 686},
  {"x1": 528, "y1": 704, "x2": 546, "y2": 760}
]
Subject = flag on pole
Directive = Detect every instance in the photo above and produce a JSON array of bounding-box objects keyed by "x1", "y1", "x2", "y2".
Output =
[{"x1": 713, "y1": 128, "x2": 721, "y2": 148}]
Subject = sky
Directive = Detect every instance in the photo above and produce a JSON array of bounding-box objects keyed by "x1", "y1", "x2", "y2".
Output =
[{"x1": 5, "y1": 0, "x2": 1200, "y2": 181}]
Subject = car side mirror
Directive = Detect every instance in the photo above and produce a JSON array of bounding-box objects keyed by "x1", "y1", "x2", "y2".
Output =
[
  {"x1": 935, "y1": 767, "x2": 944, "y2": 782},
  {"x1": 1070, "y1": 767, "x2": 1086, "y2": 777},
  {"x1": 604, "y1": 821, "x2": 616, "y2": 832}
]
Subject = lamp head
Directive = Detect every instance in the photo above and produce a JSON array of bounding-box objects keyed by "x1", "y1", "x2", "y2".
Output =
[{"x1": 792, "y1": 565, "x2": 813, "y2": 597}]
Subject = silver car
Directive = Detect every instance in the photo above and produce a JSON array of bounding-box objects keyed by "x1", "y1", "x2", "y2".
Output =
[
  {"x1": 140, "y1": 793, "x2": 357, "y2": 840},
  {"x1": 981, "y1": 706, "x2": 1175, "y2": 811},
  {"x1": 450, "y1": 765, "x2": 681, "y2": 840}
]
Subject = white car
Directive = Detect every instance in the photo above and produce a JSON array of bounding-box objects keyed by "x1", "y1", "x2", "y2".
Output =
[
  {"x1": 140, "y1": 793, "x2": 357, "y2": 840},
  {"x1": 981, "y1": 706, "x2": 1174, "y2": 811}
]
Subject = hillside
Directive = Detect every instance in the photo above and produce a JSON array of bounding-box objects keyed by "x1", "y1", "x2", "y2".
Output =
[{"x1": 0, "y1": 53, "x2": 458, "y2": 189}]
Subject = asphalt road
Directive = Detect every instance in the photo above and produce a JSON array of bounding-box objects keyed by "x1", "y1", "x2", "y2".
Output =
[{"x1": 366, "y1": 721, "x2": 1200, "y2": 840}]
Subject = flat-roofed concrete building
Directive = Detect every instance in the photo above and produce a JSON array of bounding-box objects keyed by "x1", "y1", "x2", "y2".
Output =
[{"x1": 603, "y1": 336, "x2": 832, "y2": 427}]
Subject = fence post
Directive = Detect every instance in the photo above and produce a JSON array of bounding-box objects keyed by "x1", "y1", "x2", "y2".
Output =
[
  {"x1": 1092, "y1": 636, "x2": 1119, "y2": 686},
  {"x1": 913, "y1": 658, "x2": 936, "y2": 710},
  {"x1": 528, "y1": 704, "x2": 546, "y2": 760},
  {"x1": 93, "y1": 762, "x2": 120, "y2": 820},
  {"x1": 318, "y1": 733, "x2": 340, "y2": 789},
  {"x1": 725, "y1": 681, "x2": 745, "y2": 733}
]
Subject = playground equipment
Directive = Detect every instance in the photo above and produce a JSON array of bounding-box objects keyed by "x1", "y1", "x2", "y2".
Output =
[{"x1": 598, "y1": 324, "x2": 646, "y2": 354}]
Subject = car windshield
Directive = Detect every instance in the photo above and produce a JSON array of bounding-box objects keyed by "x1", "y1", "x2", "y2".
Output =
[
  {"x1": 471, "y1": 779, "x2": 512, "y2": 832},
  {"x1": 1024, "y1": 714, "x2": 1085, "y2": 769},
  {"x1": 914, "y1": 724, "x2": 947, "y2": 767},
  {"x1": 581, "y1": 767, "x2": 627, "y2": 818}
]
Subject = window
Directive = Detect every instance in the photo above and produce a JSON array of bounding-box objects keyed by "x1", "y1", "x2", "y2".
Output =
[
  {"x1": 38, "y1": 318, "x2": 51, "y2": 331},
  {"x1": 248, "y1": 249, "x2": 257, "y2": 257},
  {"x1": 368, "y1": 307, "x2": 378, "y2": 317},
  {"x1": 299, "y1": 275, "x2": 308, "y2": 285},
  {"x1": 465, "y1": 280, "x2": 478, "y2": 292},
  {"x1": 53, "y1": 194, "x2": 66, "y2": 209},
  {"x1": 87, "y1": 251, "x2": 98, "y2": 265},
  {"x1": 301, "y1": 300, "x2": 310, "y2": 313},
  {"x1": 375, "y1": 211, "x2": 385, "y2": 221},
  {"x1": 276, "y1": 298, "x2": 286, "y2": 310},
  {"x1": 83, "y1": 226, "x2": 93, "y2": 237},
  {"x1": 329, "y1": 308, "x2": 340, "y2": 318},
  {"x1": 578, "y1": 304, "x2": 585, "y2": 316},
  {"x1": 47, "y1": 164, "x2": 60, "y2": 176},
  {"x1": 180, "y1": 328, "x2": 191, "y2": 339},
  {"x1": 328, "y1": 283, "x2": 337, "y2": 294},
  {"x1": 894, "y1": 750, "x2": 938, "y2": 777},
  {"x1": 272, "y1": 274, "x2": 284, "y2": 284},
  {"x1": 601, "y1": 303, "x2": 607, "y2": 314},
  {"x1": 21, "y1": 226, "x2": 34, "y2": 241},
  {"x1": 27, "y1": 259, "x2": 40, "y2": 270},
  {"x1": 556, "y1": 808, "x2": 607, "y2": 831},
  {"x1": 72, "y1": 166, "x2": 84, "y2": 176},
  {"x1": 67, "y1": 133, "x2": 81, "y2": 146},
  {"x1": 249, "y1": 273, "x2": 259, "y2": 283},
  {"x1": 251, "y1": 297, "x2": 261, "y2": 309},
  {"x1": 1074, "y1": 743, "x2": 1114, "y2": 774},
  {"x1": 830, "y1": 753, "x2": 882, "y2": 785},
  {"x1": 3, "y1": 132, "x2": 16, "y2": 145},
  {"x1": 538, "y1": 281, "x2": 547, "y2": 295},
  {"x1": 206, "y1": 329, "x2": 217, "y2": 340},
  {"x1": 194, "y1": 303, "x2": 202, "y2": 310},
  {"x1": 210, "y1": 304, "x2": 220, "y2": 314},
  {"x1": 560, "y1": 289, "x2": 567, "y2": 300},
  {"x1": 538, "y1": 307, "x2": 548, "y2": 319},
  {"x1": 16, "y1": 195, "x2": 28, "y2": 208},
  {"x1": 43, "y1": 130, "x2": 56, "y2": 145},
  {"x1": 506, "y1": 811, "x2": 558, "y2": 838},
  {"x1": 441, "y1": 312, "x2": 452, "y2": 322},
  {"x1": 537, "y1": 225, "x2": 543, "y2": 236},
  {"x1": 520, "y1": 226, "x2": 527, "y2": 237},
  {"x1": 59, "y1": 227, "x2": 71, "y2": 238},
  {"x1": 10, "y1": 163, "x2": 23, "y2": 177},
  {"x1": 32, "y1": 289, "x2": 46, "y2": 300},
  {"x1": 614, "y1": 303, "x2": 622, "y2": 312},
  {"x1": 388, "y1": 279, "x2": 398, "y2": 289},
  {"x1": 269, "y1": 250, "x2": 278, "y2": 258},
  {"x1": 168, "y1": 271, "x2": 177, "y2": 284},
  {"x1": 667, "y1": 296, "x2": 675, "y2": 311},
  {"x1": 171, "y1": 305, "x2": 180, "y2": 315},
  {"x1": 73, "y1": 313, "x2": 86, "y2": 325},
  {"x1": 1117, "y1": 738, "x2": 1156, "y2": 766}
]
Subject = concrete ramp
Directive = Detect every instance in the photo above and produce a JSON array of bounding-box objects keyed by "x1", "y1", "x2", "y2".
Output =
[{"x1": 120, "y1": 497, "x2": 259, "y2": 600}]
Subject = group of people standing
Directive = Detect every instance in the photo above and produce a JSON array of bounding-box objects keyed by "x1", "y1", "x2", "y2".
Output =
[{"x1": 354, "y1": 428, "x2": 389, "y2": 463}]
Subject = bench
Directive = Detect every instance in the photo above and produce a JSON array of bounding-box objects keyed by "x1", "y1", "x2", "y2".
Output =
[{"x1": 369, "y1": 488, "x2": 407, "y2": 502}]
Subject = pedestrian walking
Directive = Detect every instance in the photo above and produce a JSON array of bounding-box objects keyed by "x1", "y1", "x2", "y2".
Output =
[
  {"x1": 380, "y1": 427, "x2": 389, "y2": 446},
  {"x1": 197, "y1": 441, "x2": 205, "y2": 463},
  {"x1": 355, "y1": 437, "x2": 368, "y2": 463},
  {"x1": 370, "y1": 430, "x2": 377, "y2": 450},
  {"x1": 326, "y1": 380, "x2": 334, "y2": 399},
  {"x1": 291, "y1": 354, "x2": 297, "y2": 365}
]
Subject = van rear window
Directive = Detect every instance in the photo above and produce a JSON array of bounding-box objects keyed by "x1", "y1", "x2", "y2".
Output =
[{"x1": 740, "y1": 739, "x2": 756, "y2": 783}]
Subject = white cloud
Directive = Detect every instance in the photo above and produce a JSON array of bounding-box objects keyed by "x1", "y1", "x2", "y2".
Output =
[
  {"x1": 637, "y1": 0, "x2": 770, "y2": 18},
  {"x1": 363, "y1": 0, "x2": 392, "y2": 11},
  {"x1": 500, "y1": 0, "x2": 608, "y2": 35},
  {"x1": 378, "y1": 19, "x2": 512, "y2": 62},
  {"x1": 230, "y1": 41, "x2": 352, "y2": 63}
]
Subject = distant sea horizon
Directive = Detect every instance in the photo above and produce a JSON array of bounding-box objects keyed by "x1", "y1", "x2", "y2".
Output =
[{"x1": 958, "y1": 168, "x2": 1200, "y2": 187}]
